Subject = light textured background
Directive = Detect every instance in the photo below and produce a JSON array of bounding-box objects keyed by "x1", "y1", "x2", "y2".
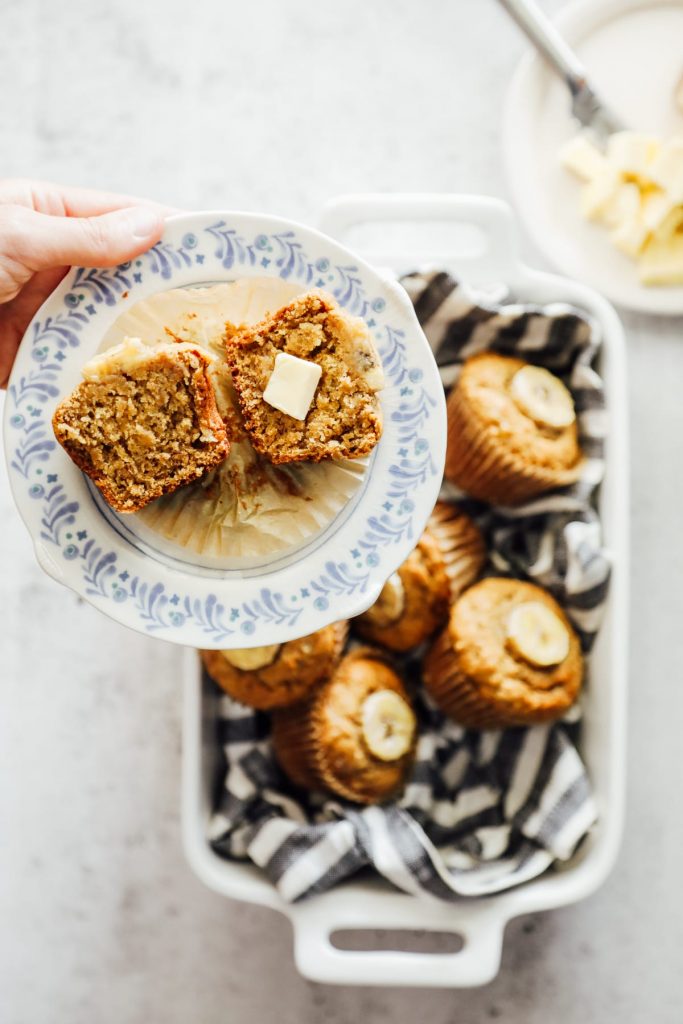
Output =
[{"x1": 1, "y1": 0, "x2": 682, "y2": 1021}]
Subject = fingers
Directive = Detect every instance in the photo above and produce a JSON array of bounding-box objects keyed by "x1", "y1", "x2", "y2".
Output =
[
  {"x1": 0, "y1": 267, "x2": 67, "y2": 387},
  {"x1": 0, "y1": 177, "x2": 180, "y2": 219},
  {"x1": 0, "y1": 204, "x2": 166, "y2": 272}
]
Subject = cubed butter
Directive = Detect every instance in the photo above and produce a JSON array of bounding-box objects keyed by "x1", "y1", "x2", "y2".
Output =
[
  {"x1": 559, "y1": 134, "x2": 607, "y2": 181},
  {"x1": 601, "y1": 181, "x2": 640, "y2": 229},
  {"x1": 654, "y1": 206, "x2": 683, "y2": 242},
  {"x1": 610, "y1": 217, "x2": 649, "y2": 258},
  {"x1": 640, "y1": 188, "x2": 676, "y2": 232},
  {"x1": 606, "y1": 131, "x2": 660, "y2": 182},
  {"x1": 560, "y1": 126, "x2": 683, "y2": 285},
  {"x1": 639, "y1": 232, "x2": 683, "y2": 286},
  {"x1": 262, "y1": 352, "x2": 322, "y2": 420},
  {"x1": 580, "y1": 164, "x2": 622, "y2": 221},
  {"x1": 650, "y1": 139, "x2": 683, "y2": 201}
]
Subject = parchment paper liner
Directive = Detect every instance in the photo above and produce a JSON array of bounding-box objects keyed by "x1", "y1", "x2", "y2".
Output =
[{"x1": 98, "y1": 279, "x2": 369, "y2": 564}]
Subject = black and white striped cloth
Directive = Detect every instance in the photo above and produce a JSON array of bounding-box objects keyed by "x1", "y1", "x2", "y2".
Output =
[{"x1": 207, "y1": 270, "x2": 609, "y2": 902}]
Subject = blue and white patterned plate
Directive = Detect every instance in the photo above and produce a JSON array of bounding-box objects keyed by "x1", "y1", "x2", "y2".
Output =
[{"x1": 3, "y1": 212, "x2": 446, "y2": 648}]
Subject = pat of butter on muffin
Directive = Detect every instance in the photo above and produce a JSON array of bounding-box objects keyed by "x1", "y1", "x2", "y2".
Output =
[{"x1": 262, "y1": 352, "x2": 322, "y2": 420}]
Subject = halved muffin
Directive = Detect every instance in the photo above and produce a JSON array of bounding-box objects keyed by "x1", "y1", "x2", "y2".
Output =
[
  {"x1": 200, "y1": 621, "x2": 349, "y2": 710},
  {"x1": 52, "y1": 337, "x2": 230, "y2": 513},
  {"x1": 225, "y1": 290, "x2": 383, "y2": 464},
  {"x1": 423, "y1": 577, "x2": 583, "y2": 728},
  {"x1": 271, "y1": 647, "x2": 416, "y2": 804}
]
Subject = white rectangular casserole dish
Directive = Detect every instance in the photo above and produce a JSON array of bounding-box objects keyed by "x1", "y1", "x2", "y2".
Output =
[{"x1": 181, "y1": 194, "x2": 629, "y2": 987}]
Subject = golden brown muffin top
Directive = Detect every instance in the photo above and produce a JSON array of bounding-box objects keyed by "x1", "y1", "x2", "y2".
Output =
[
  {"x1": 457, "y1": 352, "x2": 581, "y2": 473},
  {"x1": 309, "y1": 648, "x2": 416, "y2": 804},
  {"x1": 200, "y1": 620, "x2": 348, "y2": 710},
  {"x1": 449, "y1": 577, "x2": 583, "y2": 710}
]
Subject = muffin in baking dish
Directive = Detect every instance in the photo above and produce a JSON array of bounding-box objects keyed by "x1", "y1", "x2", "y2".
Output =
[
  {"x1": 444, "y1": 352, "x2": 583, "y2": 505},
  {"x1": 200, "y1": 621, "x2": 348, "y2": 711},
  {"x1": 52, "y1": 337, "x2": 231, "y2": 513},
  {"x1": 354, "y1": 503, "x2": 485, "y2": 652},
  {"x1": 271, "y1": 647, "x2": 417, "y2": 804},
  {"x1": 423, "y1": 577, "x2": 583, "y2": 728},
  {"x1": 226, "y1": 290, "x2": 383, "y2": 464}
]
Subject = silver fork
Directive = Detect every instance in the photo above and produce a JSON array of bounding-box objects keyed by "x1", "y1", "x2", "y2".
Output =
[{"x1": 497, "y1": 0, "x2": 625, "y2": 144}]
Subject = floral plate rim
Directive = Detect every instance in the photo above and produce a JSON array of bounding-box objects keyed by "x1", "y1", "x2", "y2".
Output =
[{"x1": 3, "y1": 210, "x2": 446, "y2": 648}]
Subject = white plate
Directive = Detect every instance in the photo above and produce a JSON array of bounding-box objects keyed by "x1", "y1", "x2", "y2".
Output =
[
  {"x1": 3, "y1": 212, "x2": 445, "y2": 648},
  {"x1": 503, "y1": 0, "x2": 683, "y2": 315},
  {"x1": 182, "y1": 194, "x2": 629, "y2": 987}
]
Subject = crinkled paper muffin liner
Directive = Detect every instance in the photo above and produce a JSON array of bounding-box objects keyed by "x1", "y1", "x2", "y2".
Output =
[{"x1": 98, "y1": 281, "x2": 370, "y2": 566}]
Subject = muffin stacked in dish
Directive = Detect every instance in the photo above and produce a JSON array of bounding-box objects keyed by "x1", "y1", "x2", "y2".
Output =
[
  {"x1": 444, "y1": 352, "x2": 583, "y2": 505},
  {"x1": 271, "y1": 647, "x2": 417, "y2": 805},
  {"x1": 423, "y1": 578, "x2": 583, "y2": 729},
  {"x1": 201, "y1": 348, "x2": 587, "y2": 807}
]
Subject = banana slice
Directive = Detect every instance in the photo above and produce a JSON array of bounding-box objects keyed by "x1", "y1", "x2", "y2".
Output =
[
  {"x1": 221, "y1": 644, "x2": 281, "y2": 672},
  {"x1": 361, "y1": 689, "x2": 416, "y2": 762},
  {"x1": 506, "y1": 602, "x2": 570, "y2": 668},
  {"x1": 509, "y1": 365, "x2": 575, "y2": 430},
  {"x1": 362, "y1": 573, "x2": 406, "y2": 628}
]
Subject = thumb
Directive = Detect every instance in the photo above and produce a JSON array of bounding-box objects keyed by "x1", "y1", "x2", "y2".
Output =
[{"x1": 2, "y1": 204, "x2": 166, "y2": 272}]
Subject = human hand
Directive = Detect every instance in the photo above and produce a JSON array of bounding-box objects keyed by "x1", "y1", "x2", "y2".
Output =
[{"x1": 0, "y1": 179, "x2": 169, "y2": 387}]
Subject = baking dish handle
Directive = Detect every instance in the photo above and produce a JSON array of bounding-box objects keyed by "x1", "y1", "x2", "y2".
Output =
[
  {"x1": 289, "y1": 900, "x2": 506, "y2": 988},
  {"x1": 318, "y1": 193, "x2": 519, "y2": 280}
]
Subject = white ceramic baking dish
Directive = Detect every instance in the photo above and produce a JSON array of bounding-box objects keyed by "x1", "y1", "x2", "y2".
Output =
[{"x1": 182, "y1": 194, "x2": 629, "y2": 987}]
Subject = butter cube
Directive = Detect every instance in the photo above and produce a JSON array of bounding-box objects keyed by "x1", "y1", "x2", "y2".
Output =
[
  {"x1": 602, "y1": 181, "x2": 641, "y2": 228},
  {"x1": 641, "y1": 188, "x2": 676, "y2": 232},
  {"x1": 559, "y1": 134, "x2": 608, "y2": 181},
  {"x1": 580, "y1": 164, "x2": 622, "y2": 221},
  {"x1": 606, "y1": 131, "x2": 660, "y2": 182},
  {"x1": 654, "y1": 206, "x2": 683, "y2": 242},
  {"x1": 650, "y1": 139, "x2": 683, "y2": 201},
  {"x1": 262, "y1": 352, "x2": 322, "y2": 420},
  {"x1": 639, "y1": 232, "x2": 683, "y2": 285},
  {"x1": 610, "y1": 218, "x2": 649, "y2": 258}
]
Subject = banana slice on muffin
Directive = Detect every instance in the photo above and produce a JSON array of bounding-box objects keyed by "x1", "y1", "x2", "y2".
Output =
[
  {"x1": 423, "y1": 577, "x2": 583, "y2": 728},
  {"x1": 271, "y1": 647, "x2": 416, "y2": 804},
  {"x1": 200, "y1": 621, "x2": 349, "y2": 710}
]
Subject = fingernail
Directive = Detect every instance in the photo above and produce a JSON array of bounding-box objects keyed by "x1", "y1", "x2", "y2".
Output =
[{"x1": 126, "y1": 206, "x2": 163, "y2": 239}]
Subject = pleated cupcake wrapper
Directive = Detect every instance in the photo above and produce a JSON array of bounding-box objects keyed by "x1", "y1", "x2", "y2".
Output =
[
  {"x1": 102, "y1": 281, "x2": 367, "y2": 564},
  {"x1": 271, "y1": 702, "x2": 323, "y2": 792},
  {"x1": 422, "y1": 625, "x2": 504, "y2": 728},
  {"x1": 427, "y1": 506, "x2": 487, "y2": 600},
  {"x1": 207, "y1": 269, "x2": 607, "y2": 902}
]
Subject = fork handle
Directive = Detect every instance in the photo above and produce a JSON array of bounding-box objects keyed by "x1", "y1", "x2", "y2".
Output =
[{"x1": 497, "y1": 0, "x2": 587, "y2": 95}]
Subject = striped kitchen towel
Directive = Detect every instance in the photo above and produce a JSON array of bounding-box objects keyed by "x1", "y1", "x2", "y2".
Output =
[
  {"x1": 207, "y1": 271, "x2": 608, "y2": 902},
  {"x1": 404, "y1": 269, "x2": 610, "y2": 652}
]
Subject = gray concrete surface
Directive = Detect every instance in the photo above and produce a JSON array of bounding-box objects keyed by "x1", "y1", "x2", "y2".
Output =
[{"x1": 1, "y1": 0, "x2": 681, "y2": 1021}]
